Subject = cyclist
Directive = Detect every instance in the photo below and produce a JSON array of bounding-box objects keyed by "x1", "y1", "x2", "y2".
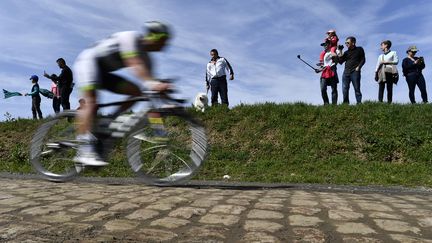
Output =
[{"x1": 73, "y1": 21, "x2": 171, "y2": 166}]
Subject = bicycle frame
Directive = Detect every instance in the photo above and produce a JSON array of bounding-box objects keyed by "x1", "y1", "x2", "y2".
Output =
[{"x1": 92, "y1": 91, "x2": 186, "y2": 156}]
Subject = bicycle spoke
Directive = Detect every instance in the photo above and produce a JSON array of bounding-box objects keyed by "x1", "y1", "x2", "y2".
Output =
[
  {"x1": 126, "y1": 110, "x2": 208, "y2": 185},
  {"x1": 30, "y1": 111, "x2": 80, "y2": 182}
]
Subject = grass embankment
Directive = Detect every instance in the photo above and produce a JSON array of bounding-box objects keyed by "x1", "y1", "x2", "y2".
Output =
[{"x1": 1, "y1": 102, "x2": 432, "y2": 187}]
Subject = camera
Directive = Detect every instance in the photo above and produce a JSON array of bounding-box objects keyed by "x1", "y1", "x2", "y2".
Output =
[{"x1": 337, "y1": 45, "x2": 344, "y2": 50}]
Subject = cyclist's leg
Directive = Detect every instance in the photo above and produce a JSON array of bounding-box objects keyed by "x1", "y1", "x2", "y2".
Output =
[
  {"x1": 101, "y1": 72, "x2": 167, "y2": 142},
  {"x1": 73, "y1": 49, "x2": 107, "y2": 166},
  {"x1": 100, "y1": 72, "x2": 141, "y2": 116}
]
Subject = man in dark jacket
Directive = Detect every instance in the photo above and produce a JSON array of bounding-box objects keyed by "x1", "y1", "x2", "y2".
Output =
[
  {"x1": 402, "y1": 45, "x2": 427, "y2": 103},
  {"x1": 337, "y1": 36, "x2": 366, "y2": 104},
  {"x1": 44, "y1": 58, "x2": 74, "y2": 110}
]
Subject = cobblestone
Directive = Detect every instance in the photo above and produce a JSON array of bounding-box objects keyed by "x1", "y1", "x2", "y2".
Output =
[
  {"x1": 374, "y1": 219, "x2": 421, "y2": 234},
  {"x1": 199, "y1": 213, "x2": 240, "y2": 226},
  {"x1": 0, "y1": 178, "x2": 431, "y2": 242},
  {"x1": 289, "y1": 215, "x2": 323, "y2": 227},
  {"x1": 210, "y1": 204, "x2": 246, "y2": 215},
  {"x1": 335, "y1": 222, "x2": 376, "y2": 235},
  {"x1": 150, "y1": 217, "x2": 190, "y2": 229},
  {"x1": 244, "y1": 220, "x2": 283, "y2": 232},
  {"x1": 247, "y1": 209, "x2": 284, "y2": 219},
  {"x1": 103, "y1": 219, "x2": 139, "y2": 231}
]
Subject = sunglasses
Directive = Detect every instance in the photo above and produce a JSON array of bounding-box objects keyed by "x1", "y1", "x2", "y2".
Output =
[{"x1": 345, "y1": 42, "x2": 351, "y2": 44}]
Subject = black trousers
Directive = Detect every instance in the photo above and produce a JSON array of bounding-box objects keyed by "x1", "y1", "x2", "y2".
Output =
[
  {"x1": 210, "y1": 76, "x2": 229, "y2": 106},
  {"x1": 60, "y1": 86, "x2": 72, "y2": 110},
  {"x1": 32, "y1": 96, "x2": 43, "y2": 119},
  {"x1": 378, "y1": 73, "x2": 394, "y2": 103},
  {"x1": 52, "y1": 96, "x2": 61, "y2": 113},
  {"x1": 405, "y1": 73, "x2": 428, "y2": 103}
]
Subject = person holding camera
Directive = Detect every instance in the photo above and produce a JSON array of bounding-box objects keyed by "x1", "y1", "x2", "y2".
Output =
[
  {"x1": 375, "y1": 40, "x2": 399, "y2": 103},
  {"x1": 315, "y1": 41, "x2": 339, "y2": 105},
  {"x1": 402, "y1": 45, "x2": 427, "y2": 103},
  {"x1": 337, "y1": 36, "x2": 366, "y2": 104}
]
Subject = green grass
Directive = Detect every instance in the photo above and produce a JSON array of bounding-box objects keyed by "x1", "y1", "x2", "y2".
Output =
[{"x1": 1, "y1": 102, "x2": 432, "y2": 187}]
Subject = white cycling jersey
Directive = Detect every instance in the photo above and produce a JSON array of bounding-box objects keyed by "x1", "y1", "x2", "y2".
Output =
[
  {"x1": 74, "y1": 31, "x2": 151, "y2": 90},
  {"x1": 92, "y1": 31, "x2": 151, "y2": 72}
]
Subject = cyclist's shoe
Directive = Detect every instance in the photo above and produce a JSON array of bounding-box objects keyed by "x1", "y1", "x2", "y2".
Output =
[
  {"x1": 73, "y1": 145, "x2": 108, "y2": 166},
  {"x1": 73, "y1": 134, "x2": 108, "y2": 166}
]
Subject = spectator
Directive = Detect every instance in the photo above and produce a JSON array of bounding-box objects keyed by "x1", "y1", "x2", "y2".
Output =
[
  {"x1": 316, "y1": 41, "x2": 339, "y2": 105},
  {"x1": 402, "y1": 46, "x2": 427, "y2": 103},
  {"x1": 77, "y1": 98, "x2": 86, "y2": 110},
  {"x1": 44, "y1": 58, "x2": 74, "y2": 110},
  {"x1": 51, "y1": 80, "x2": 61, "y2": 113},
  {"x1": 337, "y1": 36, "x2": 366, "y2": 104},
  {"x1": 318, "y1": 29, "x2": 339, "y2": 66},
  {"x1": 205, "y1": 49, "x2": 234, "y2": 106},
  {"x1": 25, "y1": 75, "x2": 43, "y2": 120},
  {"x1": 375, "y1": 40, "x2": 399, "y2": 103}
]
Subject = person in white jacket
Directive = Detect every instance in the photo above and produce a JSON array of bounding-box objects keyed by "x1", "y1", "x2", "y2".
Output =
[
  {"x1": 375, "y1": 40, "x2": 399, "y2": 103},
  {"x1": 205, "y1": 49, "x2": 234, "y2": 106}
]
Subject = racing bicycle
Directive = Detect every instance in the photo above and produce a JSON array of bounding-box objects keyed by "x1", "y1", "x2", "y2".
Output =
[{"x1": 29, "y1": 87, "x2": 208, "y2": 185}]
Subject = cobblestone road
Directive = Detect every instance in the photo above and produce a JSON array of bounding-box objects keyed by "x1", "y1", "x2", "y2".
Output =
[{"x1": 0, "y1": 178, "x2": 431, "y2": 242}]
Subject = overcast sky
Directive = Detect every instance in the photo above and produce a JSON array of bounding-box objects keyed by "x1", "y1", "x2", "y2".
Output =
[{"x1": 1, "y1": 0, "x2": 432, "y2": 120}]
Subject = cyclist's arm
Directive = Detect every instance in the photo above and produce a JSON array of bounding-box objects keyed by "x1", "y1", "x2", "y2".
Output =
[{"x1": 123, "y1": 56, "x2": 169, "y2": 91}]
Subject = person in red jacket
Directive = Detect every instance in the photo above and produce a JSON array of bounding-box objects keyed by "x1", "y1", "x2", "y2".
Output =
[{"x1": 318, "y1": 29, "x2": 339, "y2": 66}]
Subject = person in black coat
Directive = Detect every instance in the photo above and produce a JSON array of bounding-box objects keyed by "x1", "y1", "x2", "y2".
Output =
[
  {"x1": 44, "y1": 58, "x2": 74, "y2": 110},
  {"x1": 402, "y1": 46, "x2": 427, "y2": 103}
]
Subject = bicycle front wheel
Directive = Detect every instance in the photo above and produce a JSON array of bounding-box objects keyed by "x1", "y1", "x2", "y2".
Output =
[
  {"x1": 30, "y1": 111, "x2": 81, "y2": 182},
  {"x1": 126, "y1": 109, "x2": 208, "y2": 186}
]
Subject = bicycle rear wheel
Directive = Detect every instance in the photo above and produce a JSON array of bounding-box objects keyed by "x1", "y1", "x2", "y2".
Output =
[
  {"x1": 126, "y1": 109, "x2": 208, "y2": 185},
  {"x1": 30, "y1": 111, "x2": 81, "y2": 181}
]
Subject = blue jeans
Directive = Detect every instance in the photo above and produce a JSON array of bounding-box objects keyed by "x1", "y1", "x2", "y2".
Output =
[
  {"x1": 342, "y1": 71, "x2": 362, "y2": 104},
  {"x1": 405, "y1": 73, "x2": 428, "y2": 103},
  {"x1": 320, "y1": 77, "x2": 338, "y2": 105},
  {"x1": 210, "y1": 76, "x2": 228, "y2": 106}
]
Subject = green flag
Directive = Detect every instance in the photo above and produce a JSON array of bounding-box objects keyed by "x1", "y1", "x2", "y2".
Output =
[
  {"x1": 39, "y1": 88, "x2": 54, "y2": 99},
  {"x1": 3, "y1": 89, "x2": 22, "y2": 99}
]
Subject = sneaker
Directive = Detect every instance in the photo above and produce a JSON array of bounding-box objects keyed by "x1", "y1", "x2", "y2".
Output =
[{"x1": 73, "y1": 144, "x2": 108, "y2": 166}]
